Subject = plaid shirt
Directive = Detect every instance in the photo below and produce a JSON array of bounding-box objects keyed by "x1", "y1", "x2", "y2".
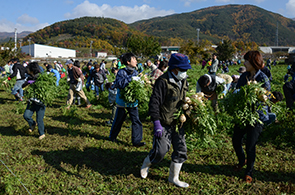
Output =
[{"x1": 151, "y1": 68, "x2": 163, "y2": 82}]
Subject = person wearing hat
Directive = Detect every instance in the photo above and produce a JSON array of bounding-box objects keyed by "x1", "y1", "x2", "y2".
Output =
[
  {"x1": 109, "y1": 53, "x2": 145, "y2": 147},
  {"x1": 140, "y1": 53, "x2": 191, "y2": 188},
  {"x1": 232, "y1": 50, "x2": 270, "y2": 184},
  {"x1": 54, "y1": 60, "x2": 62, "y2": 72},
  {"x1": 65, "y1": 59, "x2": 91, "y2": 109}
]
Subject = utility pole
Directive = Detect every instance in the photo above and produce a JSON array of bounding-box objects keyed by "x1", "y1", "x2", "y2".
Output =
[
  {"x1": 90, "y1": 40, "x2": 93, "y2": 57},
  {"x1": 14, "y1": 28, "x2": 17, "y2": 51},
  {"x1": 196, "y1": 28, "x2": 200, "y2": 44},
  {"x1": 275, "y1": 21, "x2": 278, "y2": 46},
  {"x1": 19, "y1": 39, "x2": 22, "y2": 48},
  {"x1": 28, "y1": 37, "x2": 31, "y2": 56}
]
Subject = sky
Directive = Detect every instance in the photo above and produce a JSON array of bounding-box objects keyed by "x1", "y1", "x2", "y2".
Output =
[{"x1": 1, "y1": 0, "x2": 295, "y2": 33}]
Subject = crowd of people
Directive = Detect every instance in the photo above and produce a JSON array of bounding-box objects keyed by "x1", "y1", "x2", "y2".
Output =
[{"x1": 0, "y1": 50, "x2": 293, "y2": 187}]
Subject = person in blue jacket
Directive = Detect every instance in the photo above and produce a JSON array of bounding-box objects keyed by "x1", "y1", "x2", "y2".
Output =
[
  {"x1": 232, "y1": 50, "x2": 270, "y2": 184},
  {"x1": 109, "y1": 53, "x2": 145, "y2": 147}
]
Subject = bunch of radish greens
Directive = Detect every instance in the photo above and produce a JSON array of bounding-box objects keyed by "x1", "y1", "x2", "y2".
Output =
[
  {"x1": 25, "y1": 73, "x2": 58, "y2": 106},
  {"x1": 219, "y1": 81, "x2": 271, "y2": 128}
]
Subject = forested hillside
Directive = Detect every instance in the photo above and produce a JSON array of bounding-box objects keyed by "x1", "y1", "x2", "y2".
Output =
[
  {"x1": 130, "y1": 4, "x2": 295, "y2": 46},
  {"x1": 19, "y1": 4, "x2": 295, "y2": 53}
]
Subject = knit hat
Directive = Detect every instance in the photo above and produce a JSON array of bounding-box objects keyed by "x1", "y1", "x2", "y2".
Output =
[{"x1": 168, "y1": 53, "x2": 191, "y2": 70}]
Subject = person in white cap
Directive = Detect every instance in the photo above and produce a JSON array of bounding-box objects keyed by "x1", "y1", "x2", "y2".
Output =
[{"x1": 65, "y1": 60, "x2": 91, "y2": 109}]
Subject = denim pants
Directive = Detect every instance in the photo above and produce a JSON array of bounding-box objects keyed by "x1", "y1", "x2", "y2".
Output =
[
  {"x1": 95, "y1": 84, "x2": 104, "y2": 96},
  {"x1": 23, "y1": 102, "x2": 46, "y2": 136},
  {"x1": 232, "y1": 123, "x2": 263, "y2": 177},
  {"x1": 109, "y1": 106, "x2": 143, "y2": 145},
  {"x1": 55, "y1": 75, "x2": 60, "y2": 86},
  {"x1": 11, "y1": 79, "x2": 25, "y2": 96}
]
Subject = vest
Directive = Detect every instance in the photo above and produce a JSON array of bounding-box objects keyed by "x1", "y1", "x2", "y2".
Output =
[{"x1": 159, "y1": 72, "x2": 188, "y2": 126}]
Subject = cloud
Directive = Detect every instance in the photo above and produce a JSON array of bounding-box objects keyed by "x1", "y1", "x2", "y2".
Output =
[
  {"x1": 286, "y1": 0, "x2": 295, "y2": 17},
  {"x1": 0, "y1": 19, "x2": 49, "y2": 33},
  {"x1": 17, "y1": 14, "x2": 39, "y2": 25},
  {"x1": 64, "y1": 1, "x2": 175, "y2": 23}
]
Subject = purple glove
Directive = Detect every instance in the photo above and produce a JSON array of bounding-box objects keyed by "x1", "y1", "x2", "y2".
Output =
[
  {"x1": 153, "y1": 120, "x2": 163, "y2": 138},
  {"x1": 27, "y1": 80, "x2": 35, "y2": 84}
]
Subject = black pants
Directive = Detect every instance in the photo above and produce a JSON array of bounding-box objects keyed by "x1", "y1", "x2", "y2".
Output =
[
  {"x1": 149, "y1": 125, "x2": 187, "y2": 164},
  {"x1": 283, "y1": 81, "x2": 295, "y2": 109},
  {"x1": 109, "y1": 107, "x2": 143, "y2": 145},
  {"x1": 232, "y1": 123, "x2": 263, "y2": 177}
]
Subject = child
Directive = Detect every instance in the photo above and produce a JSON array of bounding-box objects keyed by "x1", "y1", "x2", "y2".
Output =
[
  {"x1": 90, "y1": 63, "x2": 108, "y2": 100},
  {"x1": 109, "y1": 53, "x2": 145, "y2": 147},
  {"x1": 105, "y1": 82, "x2": 117, "y2": 125},
  {"x1": 23, "y1": 62, "x2": 46, "y2": 140}
]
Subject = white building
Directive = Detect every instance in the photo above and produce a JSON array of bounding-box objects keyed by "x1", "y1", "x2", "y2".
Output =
[
  {"x1": 96, "y1": 52, "x2": 107, "y2": 58},
  {"x1": 21, "y1": 44, "x2": 76, "y2": 58},
  {"x1": 259, "y1": 46, "x2": 295, "y2": 54}
]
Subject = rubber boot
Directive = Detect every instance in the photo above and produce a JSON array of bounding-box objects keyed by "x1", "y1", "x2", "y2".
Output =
[
  {"x1": 77, "y1": 97, "x2": 81, "y2": 106},
  {"x1": 140, "y1": 155, "x2": 152, "y2": 179},
  {"x1": 168, "y1": 162, "x2": 189, "y2": 188}
]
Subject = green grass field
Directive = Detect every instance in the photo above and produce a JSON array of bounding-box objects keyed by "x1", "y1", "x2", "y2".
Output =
[{"x1": 0, "y1": 63, "x2": 295, "y2": 194}]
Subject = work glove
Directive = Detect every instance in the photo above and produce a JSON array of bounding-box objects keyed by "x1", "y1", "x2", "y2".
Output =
[
  {"x1": 67, "y1": 78, "x2": 70, "y2": 82},
  {"x1": 27, "y1": 80, "x2": 35, "y2": 84},
  {"x1": 153, "y1": 120, "x2": 163, "y2": 138},
  {"x1": 7, "y1": 77, "x2": 11, "y2": 81},
  {"x1": 77, "y1": 78, "x2": 82, "y2": 82}
]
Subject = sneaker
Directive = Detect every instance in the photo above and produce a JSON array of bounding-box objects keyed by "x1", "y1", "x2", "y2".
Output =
[
  {"x1": 39, "y1": 134, "x2": 45, "y2": 140},
  {"x1": 86, "y1": 104, "x2": 92, "y2": 109},
  {"x1": 28, "y1": 123, "x2": 37, "y2": 133}
]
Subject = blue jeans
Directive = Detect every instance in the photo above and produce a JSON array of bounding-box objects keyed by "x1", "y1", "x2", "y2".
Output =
[
  {"x1": 11, "y1": 79, "x2": 25, "y2": 96},
  {"x1": 23, "y1": 102, "x2": 46, "y2": 136},
  {"x1": 109, "y1": 107, "x2": 143, "y2": 145},
  {"x1": 95, "y1": 84, "x2": 104, "y2": 96},
  {"x1": 55, "y1": 75, "x2": 60, "y2": 86}
]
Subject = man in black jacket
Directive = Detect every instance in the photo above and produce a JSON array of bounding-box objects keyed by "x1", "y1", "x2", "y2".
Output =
[
  {"x1": 140, "y1": 53, "x2": 191, "y2": 188},
  {"x1": 8, "y1": 58, "x2": 27, "y2": 101}
]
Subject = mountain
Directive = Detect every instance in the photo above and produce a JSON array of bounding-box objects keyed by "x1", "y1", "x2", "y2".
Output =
[
  {"x1": 0, "y1": 31, "x2": 32, "y2": 43},
  {"x1": 23, "y1": 17, "x2": 147, "y2": 50},
  {"x1": 130, "y1": 4, "x2": 295, "y2": 46},
  {"x1": 14, "y1": 4, "x2": 295, "y2": 48}
]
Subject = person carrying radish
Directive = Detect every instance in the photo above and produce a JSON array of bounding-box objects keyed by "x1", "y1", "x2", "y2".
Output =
[
  {"x1": 23, "y1": 62, "x2": 46, "y2": 140},
  {"x1": 232, "y1": 50, "x2": 271, "y2": 184},
  {"x1": 140, "y1": 53, "x2": 191, "y2": 188},
  {"x1": 109, "y1": 53, "x2": 145, "y2": 147}
]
